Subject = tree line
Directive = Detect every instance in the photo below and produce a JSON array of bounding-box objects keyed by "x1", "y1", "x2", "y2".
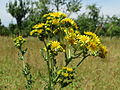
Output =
[{"x1": 0, "y1": 0, "x2": 120, "y2": 38}]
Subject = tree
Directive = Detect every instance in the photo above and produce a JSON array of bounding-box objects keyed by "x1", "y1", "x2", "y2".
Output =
[
  {"x1": 86, "y1": 4, "x2": 100, "y2": 32},
  {"x1": 104, "y1": 15, "x2": 120, "y2": 38},
  {"x1": 22, "y1": 0, "x2": 51, "y2": 33},
  {"x1": 0, "y1": 19, "x2": 10, "y2": 36},
  {"x1": 76, "y1": 4, "x2": 101, "y2": 33},
  {"x1": 6, "y1": 0, "x2": 30, "y2": 31},
  {"x1": 49, "y1": 0, "x2": 82, "y2": 16}
]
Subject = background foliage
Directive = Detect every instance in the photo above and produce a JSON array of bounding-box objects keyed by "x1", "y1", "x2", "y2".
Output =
[{"x1": 0, "y1": 0, "x2": 120, "y2": 37}]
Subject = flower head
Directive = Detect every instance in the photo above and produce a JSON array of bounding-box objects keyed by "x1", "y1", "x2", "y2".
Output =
[
  {"x1": 32, "y1": 23, "x2": 45, "y2": 29},
  {"x1": 14, "y1": 36, "x2": 26, "y2": 48},
  {"x1": 49, "y1": 41, "x2": 65, "y2": 52},
  {"x1": 30, "y1": 29, "x2": 43, "y2": 36},
  {"x1": 99, "y1": 44, "x2": 107, "y2": 58}
]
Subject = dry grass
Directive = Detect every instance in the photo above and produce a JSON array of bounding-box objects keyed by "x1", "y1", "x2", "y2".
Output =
[{"x1": 0, "y1": 36, "x2": 120, "y2": 90}]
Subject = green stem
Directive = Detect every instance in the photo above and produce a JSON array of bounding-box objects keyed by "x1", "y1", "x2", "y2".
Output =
[
  {"x1": 47, "y1": 60, "x2": 52, "y2": 89},
  {"x1": 65, "y1": 52, "x2": 82, "y2": 67},
  {"x1": 43, "y1": 39, "x2": 53, "y2": 89},
  {"x1": 76, "y1": 54, "x2": 89, "y2": 68},
  {"x1": 68, "y1": 47, "x2": 71, "y2": 59}
]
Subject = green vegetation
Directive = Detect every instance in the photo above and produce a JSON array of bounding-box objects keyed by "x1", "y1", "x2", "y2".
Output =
[
  {"x1": 0, "y1": 0, "x2": 119, "y2": 37},
  {"x1": 0, "y1": 0, "x2": 120, "y2": 89},
  {"x1": 0, "y1": 36, "x2": 120, "y2": 89}
]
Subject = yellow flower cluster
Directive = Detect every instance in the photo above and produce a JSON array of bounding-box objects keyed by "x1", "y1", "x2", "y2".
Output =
[
  {"x1": 65, "y1": 30, "x2": 107, "y2": 58},
  {"x1": 64, "y1": 29, "x2": 80, "y2": 45},
  {"x1": 14, "y1": 36, "x2": 26, "y2": 48},
  {"x1": 30, "y1": 29, "x2": 43, "y2": 36},
  {"x1": 43, "y1": 12, "x2": 67, "y2": 18},
  {"x1": 57, "y1": 67, "x2": 74, "y2": 78},
  {"x1": 79, "y1": 32, "x2": 107, "y2": 57},
  {"x1": 30, "y1": 12, "x2": 68, "y2": 37},
  {"x1": 48, "y1": 41, "x2": 65, "y2": 52},
  {"x1": 77, "y1": 35, "x2": 90, "y2": 45},
  {"x1": 30, "y1": 23, "x2": 46, "y2": 36},
  {"x1": 61, "y1": 18, "x2": 78, "y2": 29},
  {"x1": 30, "y1": 12, "x2": 107, "y2": 58},
  {"x1": 30, "y1": 12, "x2": 79, "y2": 40},
  {"x1": 32, "y1": 23, "x2": 45, "y2": 29},
  {"x1": 99, "y1": 44, "x2": 107, "y2": 58}
]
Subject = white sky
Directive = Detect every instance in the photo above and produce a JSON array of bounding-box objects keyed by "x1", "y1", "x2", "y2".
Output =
[{"x1": 0, "y1": 0, "x2": 120, "y2": 26}]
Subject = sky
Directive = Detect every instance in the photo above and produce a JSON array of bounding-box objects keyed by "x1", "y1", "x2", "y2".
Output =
[{"x1": 0, "y1": 0, "x2": 120, "y2": 26}]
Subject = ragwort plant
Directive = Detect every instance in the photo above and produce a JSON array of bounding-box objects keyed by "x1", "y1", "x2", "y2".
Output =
[
  {"x1": 14, "y1": 36, "x2": 33, "y2": 89},
  {"x1": 14, "y1": 12, "x2": 107, "y2": 90}
]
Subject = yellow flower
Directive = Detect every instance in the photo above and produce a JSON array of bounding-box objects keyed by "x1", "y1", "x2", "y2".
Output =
[
  {"x1": 65, "y1": 32, "x2": 78, "y2": 45},
  {"x1": 67, "y1": 68, "x2": 73, "y2": 72},
  {"x1": 68, "y1": 28, "x2": 74, "y2": 33},
  {"x1": 61, "y1": 18, "x2": 78, "y2": 29},
  {"x1": 84, "y1": 32, "x2": 96, "y2": 37},
  {"x1": 47, "y1": 17, "x2": 51, "y2": 19},
  {"x1": 63, "y1": 73, "x2": 69, "y2": 77},
  {"x1": 30, "y1": 30, "x2": 37, "y2": 35},
  {"x1": 99, "y1": 44, "x2": 107, "y2": 58},
  {"x1": 50, "y1": 41, "x2": 64, "y2": 52},
  {"x1": 43, "y1": 12, "x2": 67, "y2": 18},
  {"x1": 87, "y1": 41, "x2": 98, "y2": 52},
  {"x1": 52, "y1": 19, "x2": 60, "y2": 25},
  {"x1": 78, "y1": 35, "x2": 90, "y2": 44},
  {"x1": 37, "y1": 29, "x2": 43, "y2": 34},
  {"x1": 32, "y1": 23, "x2": 45, "y2": 29},
  {"x1": 50, "y1": 12, "x2": 67, "y2": 18},
  {"x1": 84, "y1": 32, "x2": 101, "y2": 45},
  {"x1": 30, "y1": 29, "x2": 43, "y2": 35},
  {"x1": 93, "y1": 36, "x2": 101, "y2": 44},
  {"x1": 51, "y1": 41, "x2": 60, "y2": 49},
  {"x1": 14, "y1": 36, "x2": 26, "y2": 48}
]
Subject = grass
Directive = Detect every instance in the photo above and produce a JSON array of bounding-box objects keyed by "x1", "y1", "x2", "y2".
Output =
[{"x1": 0, "y1": 36, "x2": 120, "y2": 90}]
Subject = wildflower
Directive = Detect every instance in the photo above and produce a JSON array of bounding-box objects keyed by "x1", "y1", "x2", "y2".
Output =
[
  {"x1": 78, "y1": 35, "x2": 90, "y2": 44},
  {"x1": 63, "y1": 73, "x2": 69, "y2": 77},
  {"x1": 14, "y1": 36, "x2": 26, "y2": 48},
  {"x1": 99, "y1": 44, "x2": 107, "y2": 58},
  {"x1": 50, "y1": 41, "x2": 65, "y2": 52},
  {"x1": 87, "y1": 42, "x2": 98, "y2": 52},
  {"x1": 65, "y1": 32, "x2": 78, "y2": 45},
  {"x1": 84, "y1": 32, "x2": 100, "y2": 44},
  {"x1": 84, "y1": 32, "x2": 96, "y2": 37},
  {"x1": 51, "y1": 41, "x2": 60, "y2": 49},
  {"x1": 43, "y1": 12, "x2": 67, "y2": 18},
  {"x1": 50, "y1": 12, "x2": 67, "y2": 18},
  {"x1": 52, "y1": 19, "x2": 60, "y2": 25},
  {"x1": 61, "y1": 18, "x2": 78, "y2": 29},
  {"x1": 32, "y1": 23, "x2": 45, "y2": 29},
  {"x1": 30, "y1": 29, "x2": 43, "y2": 36},
  {"x1": 67, "y1": 68, "x2": 73, "y2": 72},
  {"x1": 47, "y1": 17, "x2": 52, "y2": 20}
]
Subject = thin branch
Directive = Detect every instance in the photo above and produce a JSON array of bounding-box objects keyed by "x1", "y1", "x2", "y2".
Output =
[{"x1": 76, "y1": 54, "x2": 90, "y2": 68}]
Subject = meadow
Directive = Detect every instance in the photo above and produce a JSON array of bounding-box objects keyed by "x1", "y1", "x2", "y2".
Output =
[{"x1": 0, "y1": 36, "x2": 120, "y2": 90}]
